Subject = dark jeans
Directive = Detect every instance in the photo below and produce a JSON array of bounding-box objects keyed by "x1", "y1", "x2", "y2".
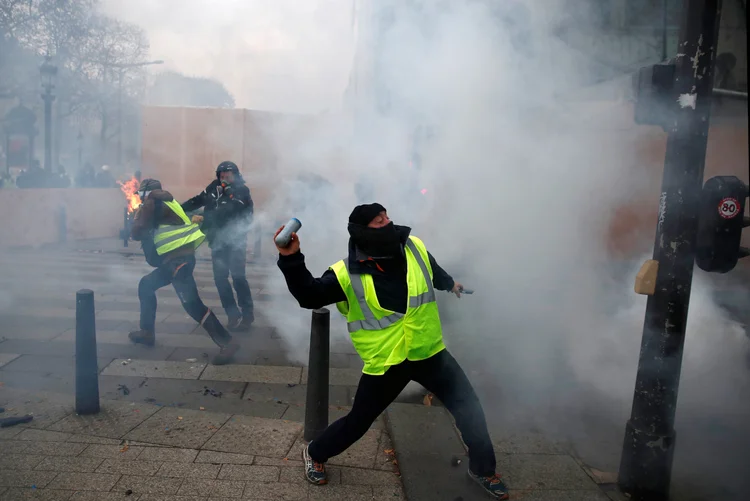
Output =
[
  {"x1": 138, "y1": 255, "x2": 231, "y2": 346},
  {"x1": 212, "y1": 243, "x2": 253, "y2": 319},
  {"x1": 308, "y1": 349, "x2": 497, "y2": 477}
]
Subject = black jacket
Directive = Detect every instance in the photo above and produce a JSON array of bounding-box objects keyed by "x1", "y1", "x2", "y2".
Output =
[
  {"x1": 277, "y1": 229, "x2": 455, "y2": 313},
  {"x1": 182, "y1": 179, "x2": 253, "y2": 248}
]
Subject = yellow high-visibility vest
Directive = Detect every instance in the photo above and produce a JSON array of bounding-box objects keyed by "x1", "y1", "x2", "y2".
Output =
[
  {"x1": 330, "y1": 235, "x2": 445, "y2": 375},
  {"x1": 153, "y1": 200, "x2": 206, "y2": 255}
]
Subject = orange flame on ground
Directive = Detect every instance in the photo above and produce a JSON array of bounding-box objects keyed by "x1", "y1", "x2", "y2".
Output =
[{"x1": 118, "y1": 176, "x2": 141, "y2": 213}]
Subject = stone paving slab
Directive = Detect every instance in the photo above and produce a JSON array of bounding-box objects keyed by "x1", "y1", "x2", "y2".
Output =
[
  {"x1": 0, "y1": 391, "x2": 73, "y2": 430},
  {"x1": 288, "y1": 430, "x2": 382, "y2": 469},
  {"x1": 0, "y1": 488, "x2": 76, "y2": 500},
  {"x1": 54, "y1": 330, "x2": 219, "y2": 350},
  {"x1": 242, "y1": 381, "x2": 353, "y2": 408},
  {"x1": 101, "y1": 359, "x2": 207, "y2": 380},
  {"x1": 201, "y1": 415, "x2": 302, "y2": 457},
  {"x1": 0, "y1": 470, "x2": 60, "y2": 489},
  {"x1": 0, "y1": 354, "x2": 113, "y2": 374},
  {"x1": 0, "y1": 339, "x2": 78, "y2": 357},
  {"x1": 0, "y1": 353, "x2": 20, "y2": 367},
  {"x1": 301, "y1": 367, "x2": 362, "y2": 386},
  {"x1": 492, "y1": 430, "x2": 566, "y2": 455},
  {"x1": 509, "y1": 454, "x2": 601, "y2": 491},
  {"x1": 124, "y1": 407, "x2": 231, "y2": 448},
  {"x1": 47, "y1": 401, "x2": 160, "y2": 439},
  {"x1": 279, "y1": 405, "x2": 386, "y2": 431},
  {"x1": 200, "y1": 364, "x2": 302, "y2": 385}
]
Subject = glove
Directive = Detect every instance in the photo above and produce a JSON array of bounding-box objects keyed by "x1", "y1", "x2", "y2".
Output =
[{"x1": 191, "y1": 215, "x2": 204, "y2": 224}]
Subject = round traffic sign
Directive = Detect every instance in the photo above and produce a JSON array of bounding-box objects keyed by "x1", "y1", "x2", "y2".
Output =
[{"x1": 718, "y1": 197, "x2": 740, "y2": 219}]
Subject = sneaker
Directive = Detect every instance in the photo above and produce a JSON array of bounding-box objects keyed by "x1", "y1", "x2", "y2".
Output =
[
  {"x1": 212, "y1": 343, "x2": 239, "y2": 365},
  {"x1": 301, "y1": 444, "x2": 328, "y2": 485},
  {"x1": 228, "y1": 313, "x2": 253, "y2": 333},
  {"x1": 226, "y1": 316, "x2": 242, "y2": 331},
  {"x1": 128, "y1": 330, "x2": 155, "y2": 347},
  {"x1": 467, "y1": 470, "x2": 510, "y2": 500}
]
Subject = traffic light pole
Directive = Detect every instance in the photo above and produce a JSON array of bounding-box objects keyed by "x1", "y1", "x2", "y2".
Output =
[{"x1": 617, "y1": 1, "x2": 723, "y2": 500}]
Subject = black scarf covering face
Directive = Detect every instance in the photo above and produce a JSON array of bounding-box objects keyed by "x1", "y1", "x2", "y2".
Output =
[{"x1": 348, "y1": 222, "x2": 411, "y2": 259}]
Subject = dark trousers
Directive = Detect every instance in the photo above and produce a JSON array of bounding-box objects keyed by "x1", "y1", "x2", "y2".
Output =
[
  {"x1": 138, "y1": 255, "x2": 231, "y2": 347},
  {"x1": 212, "y1": 243, "x2": 253, "y2": 319},
  {"x1": 308, "y1": 349, "x2": 497, "y2": 477}
]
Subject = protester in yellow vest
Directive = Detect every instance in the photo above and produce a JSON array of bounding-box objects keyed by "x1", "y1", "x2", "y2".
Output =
[
  {"x1": 275, "y1": 202, "x2": 508, "y2": 500},
  {"x1": 129, "y1": 178, "x2": 239, "y2": 365}
]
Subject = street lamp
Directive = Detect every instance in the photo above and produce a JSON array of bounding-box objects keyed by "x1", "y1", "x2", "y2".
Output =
[
  {"x1": 115, "y1": 59, "x2": 164, "y2": 168},
  {"x1": 40, "y1": 56, "x2": 58, "y2": 173}
]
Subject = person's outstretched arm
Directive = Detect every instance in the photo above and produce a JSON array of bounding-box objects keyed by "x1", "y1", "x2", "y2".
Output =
[{"x1": 275, "y1": 226, "x2": 347, "y2": 309}]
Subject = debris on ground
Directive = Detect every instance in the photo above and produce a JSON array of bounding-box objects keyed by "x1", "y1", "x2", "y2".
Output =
[
  {"x1": 203, "y1": 386, "x2": 222, "y2": 397},
  {"x1": 125, "y1": 489, "x2": 133, "y2": 496},
  {"x1": 423, "y1": 393, "x2": 433, "y2": 406},
  {"x1": 120, "y1": 443, "x2": 129, "y2": 453},
  {"x1": 0, "y1": 415, "x2": 33, "y2": 428},
  {"x1": 451, "y1": 456, "x2": 462, "y2": 467},
  {"x1": 121, "y1": 359, "x2": 132, "y2": 366},
  {"x1": 117, "y1": 384, "x2": 130, "y2": 396},
  {"x1": 287, "y1": 383, "x2": 297, "y2": 388},
  {"x1": 199, "y1": 407, "x2": 205, "y2": 411},
  {"x1": 186, "y1": 358, "x2": 197, "y2": 362}
]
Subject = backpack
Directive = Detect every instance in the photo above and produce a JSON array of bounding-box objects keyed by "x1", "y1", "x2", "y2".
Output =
[{"x1": 141, "y1": 199, "x2": 165, "y2": 268}]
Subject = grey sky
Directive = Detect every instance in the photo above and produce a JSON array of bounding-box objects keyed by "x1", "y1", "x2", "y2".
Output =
[{"x1": 101, "y1": 0, "x2": 358, "y2": 112}]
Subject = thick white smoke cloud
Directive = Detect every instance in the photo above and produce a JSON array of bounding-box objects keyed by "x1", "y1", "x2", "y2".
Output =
[{"x1": 101, "y1": 0, "x2": 749, "y2": 495}]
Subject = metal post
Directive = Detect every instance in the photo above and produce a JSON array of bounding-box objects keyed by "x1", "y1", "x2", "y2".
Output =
[
  {"x1": 43, "y1": 94, "x2": 53, "y2": 173},
  {"x1": 75, "y1": 289, "x2": 100, "y2": 415},
  {"x1": 304, "y1": 308, "x2": 330, "y2": 442},
  {"x1": 617, "y1": 1, "x2": 723, "y2": 500}
]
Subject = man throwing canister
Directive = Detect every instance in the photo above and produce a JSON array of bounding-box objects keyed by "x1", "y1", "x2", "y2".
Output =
[{"x1": 274, "y1": 202, "x2": 508, "y2": 500}]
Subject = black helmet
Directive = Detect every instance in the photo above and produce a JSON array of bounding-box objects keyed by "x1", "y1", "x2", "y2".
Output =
[
  {"x1": 137, "y1": 178, "x2": 161, "y2": 199},
  {"x1": 216, "y1": 161, "x2": 241, "y2": 179},
  {"x1": 138, "y1": 178, "x2": 161, "y2": 192}
]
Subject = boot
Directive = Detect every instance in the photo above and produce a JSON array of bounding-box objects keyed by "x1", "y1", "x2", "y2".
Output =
[
  {"x1": 212, "y1": 343, "x2": 240, "y2": 365},
  {"x1": 201, "y1": 310, "x2": 239, "y2": 364},
  {"x1": 128, "y1": 329, "x2": 155, "y2": 347}
]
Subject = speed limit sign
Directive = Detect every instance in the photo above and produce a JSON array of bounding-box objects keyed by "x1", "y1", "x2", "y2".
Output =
[{"x1": 718, "y1": 197, "x2": 740, "y2": 219}]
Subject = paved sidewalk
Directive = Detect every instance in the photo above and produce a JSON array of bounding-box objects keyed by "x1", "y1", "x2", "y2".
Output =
[
  {"x1": 0, "y1": 239, "x2": 631, "y2": 500},
  {"x1": 0, "y1": 387, "x2": 403, "y2": 501}
]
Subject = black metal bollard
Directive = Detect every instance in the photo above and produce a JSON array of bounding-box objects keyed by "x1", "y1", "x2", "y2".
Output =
[
  {"x1": 75, "y1": 289, "x2": 100, "y2": 415},
  {"x1": 57, "y1": 205, "x2": 67, "y2": 244},
  {"x1": 304, "y1": 308, "x2": 330, "y2": 442}
]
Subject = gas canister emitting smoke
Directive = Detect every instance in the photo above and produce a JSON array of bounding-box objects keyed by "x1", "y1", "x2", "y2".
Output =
[{"x1": 275, "y1": 218, "x2": 302, "y2": 247}]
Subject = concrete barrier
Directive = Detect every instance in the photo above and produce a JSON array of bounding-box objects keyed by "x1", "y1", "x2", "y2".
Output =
[{"x1": 0, "y1": 188, "x2": 123, "y2": 248}]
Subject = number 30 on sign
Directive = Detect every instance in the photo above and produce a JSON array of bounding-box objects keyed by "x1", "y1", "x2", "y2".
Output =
[{"x1": 718, "y1": 197, "x2": 740, "y2": 219}]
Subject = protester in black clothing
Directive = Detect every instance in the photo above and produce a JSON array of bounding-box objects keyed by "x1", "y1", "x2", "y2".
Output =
[
  {"x1": 274, "y1": 203, "x2": 509, "y2": 500},
  {"x1": 182, "y1": 161, "x2": 254, "y2": 331}
]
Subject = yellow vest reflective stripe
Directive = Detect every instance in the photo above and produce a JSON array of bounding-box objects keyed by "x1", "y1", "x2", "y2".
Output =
[
  {"x1": 153, "y1": 200, "x2": 206, "y2": 255},
  {"x1": 330, "y1": 236, "x2": 445, "y2": 375}
]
